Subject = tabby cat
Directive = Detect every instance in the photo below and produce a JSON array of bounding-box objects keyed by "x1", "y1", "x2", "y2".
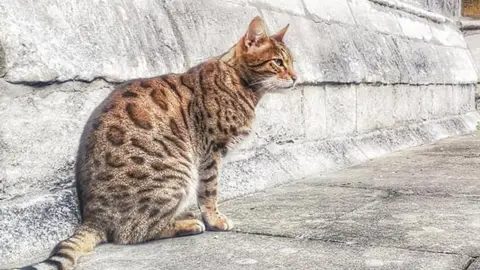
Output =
[{"x1": 24, "y1": 16, "x2": 296, "y2": 270}]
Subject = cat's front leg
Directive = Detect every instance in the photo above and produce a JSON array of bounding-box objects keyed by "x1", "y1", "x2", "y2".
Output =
[{"x1": 197, "y1": 151, "x2": 234, "y2": 231}]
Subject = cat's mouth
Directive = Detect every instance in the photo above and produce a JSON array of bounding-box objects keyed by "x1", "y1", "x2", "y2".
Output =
[
  {"x1": 276, "y1": 79, "x2": 296, "y2": 90},
  {"x1": 251, "y1": 78, "x2": 297, "y2": 92}
]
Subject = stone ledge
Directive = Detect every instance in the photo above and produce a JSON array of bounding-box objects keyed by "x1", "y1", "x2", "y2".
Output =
[
  {"x1": 459, "y1": 20, "x2": 480, "y2": 31},
  {"x1": 368, "y1": 0, "x2": 454, "y2": 24},
  {"x1": 263, "y1": 111, "x2": 480, "y2": 180}
]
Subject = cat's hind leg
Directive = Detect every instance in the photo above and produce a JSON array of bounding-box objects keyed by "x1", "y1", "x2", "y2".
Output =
[{"x1": 174, "y1": 211, "x2": 197, "y2": 221}]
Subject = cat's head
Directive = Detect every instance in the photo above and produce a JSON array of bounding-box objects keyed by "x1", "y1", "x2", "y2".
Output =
[{"x1": 232, "y1": 16, "x2": 297, "y2": 92}]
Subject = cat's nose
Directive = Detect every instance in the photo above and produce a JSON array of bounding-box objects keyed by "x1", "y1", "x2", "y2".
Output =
[{"x1": 291, "y1": 75, "x2": 297, "y2": 83}]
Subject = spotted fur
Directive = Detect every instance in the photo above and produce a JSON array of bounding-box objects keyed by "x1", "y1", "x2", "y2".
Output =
[{"x1": 23, "y1": 16, "x2": 296, "y2": 270}]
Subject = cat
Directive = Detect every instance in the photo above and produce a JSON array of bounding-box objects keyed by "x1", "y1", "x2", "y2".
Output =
[{"x1": 23, "y1": 16, "x2": 296, "y2": 270}]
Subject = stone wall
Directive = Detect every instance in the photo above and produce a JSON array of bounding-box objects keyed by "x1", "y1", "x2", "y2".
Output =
[
  {"x1": 1, "y1": 0, "x2": 478, "y2": 266},
  {"x1": 464, "y1": 28, "x2": 480, "y2": 109}
]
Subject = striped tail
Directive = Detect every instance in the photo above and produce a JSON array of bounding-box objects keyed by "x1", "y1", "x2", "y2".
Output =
[{"x1": 20, "y1": 225, "x2": 106, "y2": 270}]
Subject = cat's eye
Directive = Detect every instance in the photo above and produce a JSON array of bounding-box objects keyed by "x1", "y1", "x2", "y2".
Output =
[{"x1": 273, "y1": 59, "x2": 284, "y2": 67}]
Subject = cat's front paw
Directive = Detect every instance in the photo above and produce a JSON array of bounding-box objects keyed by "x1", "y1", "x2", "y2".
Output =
[{"x1": 202, "y1": 212, "x2": 234, "y2": 231}]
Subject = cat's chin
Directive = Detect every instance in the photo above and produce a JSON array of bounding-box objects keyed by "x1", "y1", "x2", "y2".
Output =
[
  {"x1": 270, "y1": 86, "x2": 296, "y2": 95},
  {"x1": 277, "y1": 80, "x2": 295, "y2": 89}
]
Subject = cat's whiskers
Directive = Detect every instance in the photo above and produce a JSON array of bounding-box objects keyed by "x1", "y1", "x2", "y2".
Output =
[{"x1": 248, "y1": 78, "x2": 269, "y2": 87}]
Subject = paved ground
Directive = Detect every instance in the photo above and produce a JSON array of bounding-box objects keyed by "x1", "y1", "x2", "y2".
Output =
[{"x1": 16, "y1": 132, "x2": 480, "y2": 269}]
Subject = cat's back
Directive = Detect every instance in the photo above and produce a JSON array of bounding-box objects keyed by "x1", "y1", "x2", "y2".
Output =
[
  {"x1": 80, "y1": 74, "x2": 195, "y2": 149},
  {"x1": 75, "y1": 74, "x2": 198, "y2": 205}
]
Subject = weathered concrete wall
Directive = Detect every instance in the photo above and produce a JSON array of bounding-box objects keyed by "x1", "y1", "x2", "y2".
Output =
[
  {"x1": 463, "y1": 25, "x2": 480, "y2": 109},
  {"x1": 0, "y1": 0, "x2": 478, "y2": 266}
]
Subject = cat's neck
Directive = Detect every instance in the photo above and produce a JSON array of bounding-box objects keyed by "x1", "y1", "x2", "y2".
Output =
[{"x1": 218, "y1": 43, "x2": 266, "y2": 100}]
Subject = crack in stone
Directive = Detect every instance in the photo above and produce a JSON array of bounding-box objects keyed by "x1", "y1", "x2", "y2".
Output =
[
  {"x1": 5, "y1": 76, "x2": 120, "y2": 88},
  {"x1": 162, "y1": 2, "x2": 190, "y2": 69},
  {"x1": 298, "y1": 81, "x2": 476, "y2": 87},
  {"x1": 233, "y1": 229, "x2": 475, "y2": 258},
  {"x1": 463, "y1": 256, "x2": 479, "y2": 270}
]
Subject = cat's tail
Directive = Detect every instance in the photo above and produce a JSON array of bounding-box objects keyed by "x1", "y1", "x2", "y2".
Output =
[{"x1": 19, "y1": 224, "x2": 106, "y2": 270}]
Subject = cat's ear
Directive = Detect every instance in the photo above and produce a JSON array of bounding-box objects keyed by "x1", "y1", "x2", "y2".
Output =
[
  {"x1": 271, "y1": 24, "x2": 289, "y2": 43},
  {"x1": 244, "y1": 16, "x2": 268, "y2": 48}
]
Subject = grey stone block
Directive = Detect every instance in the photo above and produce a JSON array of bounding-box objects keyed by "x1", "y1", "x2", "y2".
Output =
[
  {"x1": 327, "y1": 24, "x2": 367, "y2": 83},
  {"x1": 465, "y1": 32, "x2": 480, "y2": 79},
  {"x1": 0, "y1": 80, "x2": 113, "y2": 199},
  {"x1": 382, "y1": 126, "x2": 425, "y2": 152},
  {"x1": 265, "y1": 138, "x2": 367, "y2": 179},
  {"x1": 254, "y1": 90, "x2": 304, "y2": 145},
  {"x1": 449, "y1": 48, "x2": 478, "y2": 84},
  {"x1": 407, "y1": 42, "x2": 443, "y2": 84},
  {"x1": 356, "y1": 85, "x2": 394, "y2": 133},
  {"x1": 220, "y1": 148, "x2": 292, "y2": 200},
  {"x1": 433, "y1": 45, "x2": 455, "y2": 84},
  {"x1": 0, "y1": 189, "x2": 79, "y2": 266},
  {"x1": 385, "y1": 36, "x2": 412, "y2": 84},
  {"x1": 266, "y1": 141, "x2": 332, "y2": 180},
  {"x1": 397, "y1": 12, "x2": 433, "y2": 41},
  {"x1": 165, "y1": 0, "x2": 260, "y2": 67},
  {"x1": 420, "y1": 114, "x2": 475, "y2": 141},
  {"x1": 430, "y1": 23, "x2": 467, "y2": 48},
  {"x1": 453, "y1": 82, "x2": 475, "y2": 114},
  {"x1": 430, "y1": 85, "x2": 454, "y2": 118},
  {"x1": 325, "y1": 85, "x2": 356, "y2": 136},
  {"x1": 393, "y1": 85, "x2": 430, "y2": 123},
  {"x1": 435, "y1": 46, "x2": 478, "y2": 84},
  {"x1": 303, "y1": 86, "x2": 327, "y2": 140},
  {"x1": 348, "y1": 0, "x2": 403, "y2": 35},
  {"x1": 231, "y1": 88, "x2": 305, "y2": 152},
  {"x1": 394, "y1": 38, "x2": 443, "y2": 84},
  {"x1": 354, "y1": 121, "x2": 465, "y2": 160},
  {"x1": 0, "y1": 0, "x2": 185, "y2": 83},
  {"x1": 303, "y1": 0, "x2": 355, "y2": 24},
  {"x1": 254, "y1": 0, "x2": 305, "y2": 16},
  {"x1": 355, "y1": 130, "x2": 396, "y2": 159},
  {"x1": 454, "y1": 84, "x2": 476, "y2": 115},
  {"x1": 348, "y1": 28, "x2": 401, "y2": 83}
]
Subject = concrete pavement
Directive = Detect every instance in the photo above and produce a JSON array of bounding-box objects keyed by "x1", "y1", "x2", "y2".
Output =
[{"x1": 11, "y1": 131, "x2": 480, "y2": 269}]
